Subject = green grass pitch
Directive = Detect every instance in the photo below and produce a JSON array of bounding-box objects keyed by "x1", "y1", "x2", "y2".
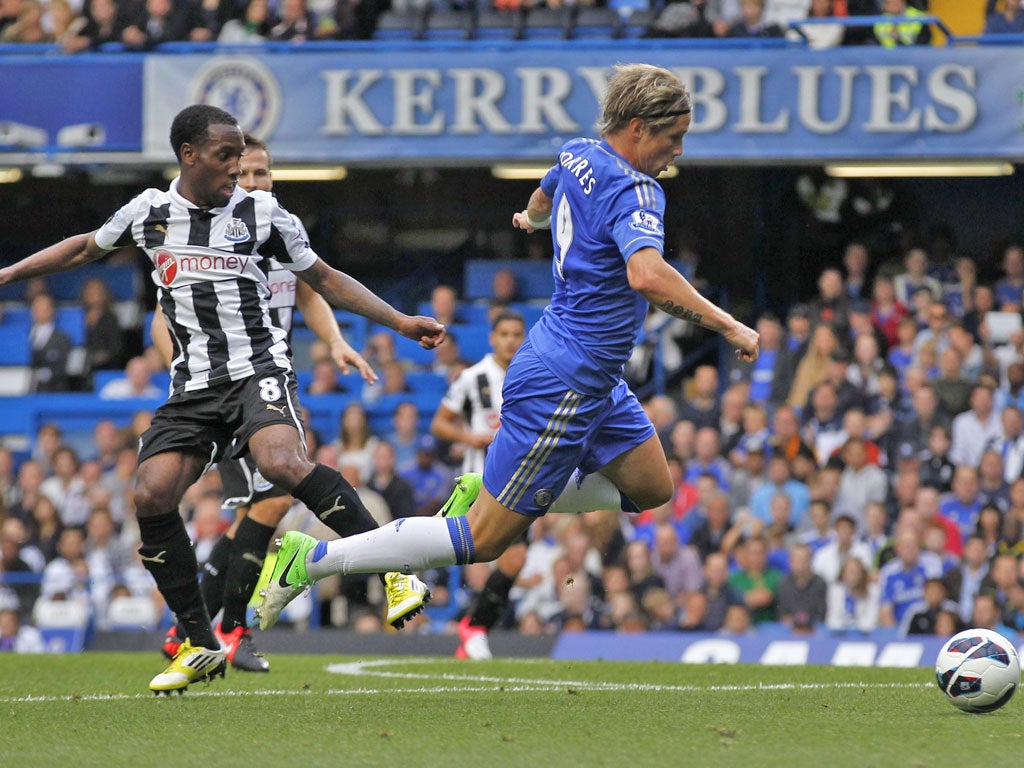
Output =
[{"x1": 1, "y1": 653, "x2": 1020, "y2": 768}]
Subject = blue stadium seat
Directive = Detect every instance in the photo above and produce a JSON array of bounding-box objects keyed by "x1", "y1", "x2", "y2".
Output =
[
  {"x1": 571, "y1": 6, "x2": 620, "y2": 38},
  {"x1": 56, "y1": 306, "x2": 85, "y2": 345},
  {"x1": 372, "y1": 9, "x2": 426, "y2": 40},
  {"x1": 416, "y1": 300, "x2": 492, "y2": 326},
  {"x1": 523, "y1": 6, "x2": 572, "y2": 39},
  {"x1": 422, "y1": 8, "x2": 472, "y2": 40},
  {"x1": 0, "y1": 320, "x2": 31, "y2": 364},
  {"x1": 393, "y1": 331, "x2": 438, "y2": 367},
  {"x1": 472, "y1": 9, "x2": 523, "y2": 40},
  {"x1": 463, "y1": 259, "x2": 554, "y2": 301},
  {"x1": 449, "y1": 322, "x2": 491, "y2": 363},
  {"x1": 406, "y1": 371, "x2": 448, "y2": 396}
]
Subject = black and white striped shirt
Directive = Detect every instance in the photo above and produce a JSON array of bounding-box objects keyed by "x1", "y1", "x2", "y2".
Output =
[
  {"x1": 95, "y1": 178, "x2": 316, "y2": 395},
  {"x1": 440, "y1": 353, "x2": 506, "y2": 474}
]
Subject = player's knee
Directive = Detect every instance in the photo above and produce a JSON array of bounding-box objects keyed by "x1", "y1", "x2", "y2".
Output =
[
  {"x1": 631, "y1": 476, "x2": 674, "y2": 511},
  {"x1": 253, "y1": 450, "x2": 308, "y2": 490},
  {"x1": 133, "y1": 481, "x2": 162, "y2": 516}
]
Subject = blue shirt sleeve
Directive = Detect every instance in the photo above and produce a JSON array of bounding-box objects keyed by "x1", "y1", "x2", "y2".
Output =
[
  {"x1": 609, "y1": 180, "x2": 666, "y2": 261},
  {"x1": 540, "y1": 164, "x2": 559, "y2": 198}
]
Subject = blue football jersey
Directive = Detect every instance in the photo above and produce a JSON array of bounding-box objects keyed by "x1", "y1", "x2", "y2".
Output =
[{"x1": 529, "y1": 137, "x2": 667, "y2": 395}]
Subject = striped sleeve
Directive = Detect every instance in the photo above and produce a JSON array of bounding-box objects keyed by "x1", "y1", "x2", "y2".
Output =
[
  {"x1": 258, "y1": 200, "x2": 317, "y2": 272},
  {"x1": 94, "y1": 194, "x2": 144, "y2": 251}
]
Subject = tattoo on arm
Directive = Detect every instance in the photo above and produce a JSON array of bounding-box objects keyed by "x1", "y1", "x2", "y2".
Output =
[{"x1": 659, "y1": 300, "x2": 703, "y2": 326}]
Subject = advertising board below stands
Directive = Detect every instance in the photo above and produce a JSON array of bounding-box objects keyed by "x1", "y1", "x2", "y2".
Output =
[
  {"x1": 552, "y1": 630, "x2": 1024, "y2": 668},
  {"x1": 1, "y1": 44, "x2": 1023, "y2": 163}
]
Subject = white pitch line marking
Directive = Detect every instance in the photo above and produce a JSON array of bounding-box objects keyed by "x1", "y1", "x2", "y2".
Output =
[{"x1": 0, "y1": 658, "x2": 933, "y2": 705}]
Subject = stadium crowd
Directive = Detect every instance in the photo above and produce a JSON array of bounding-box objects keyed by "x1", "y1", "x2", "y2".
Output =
[
  {"x1": 4, "y1": 229, "x2": 1024, "y2": 649},
  {"x1": 0, "y1": 0, "x2": 1016, "y2": 48}
]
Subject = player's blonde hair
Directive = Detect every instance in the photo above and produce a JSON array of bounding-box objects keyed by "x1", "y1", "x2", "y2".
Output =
[{"x1": 597, "y1": 63, "x2": 691, "y2": 138}]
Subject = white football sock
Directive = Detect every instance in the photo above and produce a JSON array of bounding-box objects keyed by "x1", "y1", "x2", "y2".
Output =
[
  {"x1": 306, "y1": 517, "x2": 460, "y2": 579},
  {"x1": 548, "y1": 471, "x2": 629, "y2": 514}
]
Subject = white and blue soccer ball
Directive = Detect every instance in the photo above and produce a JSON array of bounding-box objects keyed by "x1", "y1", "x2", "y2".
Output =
[{"x1": 935, "y1": 628, "x2": 1021, "y2": 713}]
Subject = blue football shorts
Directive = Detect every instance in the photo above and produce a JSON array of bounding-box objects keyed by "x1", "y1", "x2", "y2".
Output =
[{"x1": 483, "y1": 341, "x2": 655, "y2": 517}]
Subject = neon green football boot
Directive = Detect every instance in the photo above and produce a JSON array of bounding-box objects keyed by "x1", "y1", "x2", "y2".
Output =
[
  {"x1": 436, "y1": 473, "x2": 483, "y2": 518},
  {"x1": 255, "y1": 531, "x2": 317, "y2": 630}
]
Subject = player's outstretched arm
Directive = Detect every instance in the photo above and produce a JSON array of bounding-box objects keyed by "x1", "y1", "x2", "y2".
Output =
[
  {"x1": 512, "y1": 187, "x2": 553, "y2": 233},
  {"x1": 627, "y1": 247, "x2": 760, "y2": 362},
  {"x1": 0, "y1": 232, "x2": 107, "y2": 287},
  {"x1": 295, "y1": 280, "x2": 377, "y2": 384},
  {"x1": 297, "y1": 258, "x2": 446, "y2": 350}
]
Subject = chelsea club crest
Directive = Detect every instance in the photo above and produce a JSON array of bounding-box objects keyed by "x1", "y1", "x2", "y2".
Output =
[{"x1": 189, "y1": 57, "x2": 282, "y2": 140}]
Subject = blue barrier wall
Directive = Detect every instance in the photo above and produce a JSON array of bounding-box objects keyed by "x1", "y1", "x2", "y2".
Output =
[{"x1": 1, "y1": 43, "x2": 1022, "y2": 163}]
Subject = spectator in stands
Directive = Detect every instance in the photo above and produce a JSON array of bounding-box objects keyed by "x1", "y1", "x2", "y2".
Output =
[
  {"x1": 994, "y1": 406, "x2": 1024, "y2": 483},
  {"x1": 726, "y1": 312, "x2": 781, "y2": 405},
  {"x1": 978, "y1": 448, "x2": 1010, "y2": 512},
  {"x1": 717, "y1": 383, "x2": 748, "y2": 455},
  {"x1": 971, "y1": 592, "x2": 1017, "y2": 638},
  {"x1": 894, "y1": 248, "x2": 942, "y2": 307},
  {"x1": 649, "y1": 523, "x2": 702, "y2": 599},
  {"x1": 914, "y1": 301, "x2": 952, "y2": 361},
  {"x1": 995, "y1": 243, "x2": 1024, "y2": 308},
  {"x1": 187, "y1": 492, "x2": 227, "y2": 568},
  {"x1": 728, "y1": 535, "x2": 781, "y2": 624},
  {"x1": 62, "y1": 0, "x2": 128, "y2": 51},
  {"x1": 429, "y1": 284, "x2": 463, "y2": 327},
  {"x1": 0, "y1": 0, "x2": 46, "y2": 42},
  {"x1": 400, "y1": 435, "x2": 450, "y2": 518},
  {"x1": 727, "y1": 0, "x2": 782, "y2": 36},
  {"x1": 685, "y1": 427, "x2": 731, "y2": 489},
  {"x1": 846, "y1": 332, "x2": 882, "y2": 397},
  {"x1": 825, "y1": 555, "x2": 879, "y2": 634},
  {"x1": 27, "y1": 293, "x2": 72, "y2": 393},
  {"x1": 98, "y1": 356, "x2": 161, "y2": 400},
  {"x1": 121, "y1": 0, "x2": 189, "y2": 48},
  {"x1": 802, "y1": 381, "x2": 847, "y2": 464},
  {"x1": 901, "y1": 577, "x2": 960, "y2": 636},
  {"x1": 878, "y1": 529, "x2": 942, "y2": 628},
  {"x1": 387, "y1": 400, "x2": 422, "y2": 474},
  {"x1": 678, "y1": 364, "x2": 720, "y2": 429},
  {"x1": 47, "y1": 0, "x2": 88, "y2": 45},
  {"x1": 40, "y1": 527, "x2": 90, "y2": 603},
  {"x1": 811, "y1": 512, "x2": 873, "y2": 586},
  {"x1": 750, "y1": 454, "x2": 809, "y2": 529},
  {"x1": 996, "y1": 362, "x2": 1024, "y2": 413},
  {"x1": 80, "y1": 277, "x2": 124, "y2": 378},
  {"x1": 367, "y1": 440, "x2": 415, "y2": 521},
  {"x1": 218, "y1": 0, "x2": 271, "y2": 42},
  {"x1": 332, "y1": 402, "x2": 379, "y2": 481},
  {"x1": 871, "y1": 276, "x2": 908, "y2": 350},
  {"x1": 833, "y1": 438, "x2": 886, "y2": 529},
  {"x1": 942, "y1": 534, "x2": 988, "y2": 624},
  {"x1": 624, "y1": 539, "x2": 666, "y2": 606},
  {"x1": 918, "y1": 424, "x2": 955, "y2": 492},
  {"x1": 689, "y1": 490, "x2": 732, "y2": 562},
  {"x1": 39, "y1": 446, "x2": 91, "y2": 529},
  {"x1": 267, "y1": 0, "x2": 315, "y2": 40},
  {"x1": 776, "y1": 542, "x2": 827, "y2": 632},
  {"x1": 963, "y1": 284, "x2": 995, "y2": 342},
  {"x1": 787, "y1": 323, "x2": 838, "y2": 410},
  {"x1": 1, "y1": 518, "x2": 41, "y2": 618},
  {"x1": 0, "y1": 608, "x2": 44, "y2": 653},
  {"x1": 976, "y1": 502, "x2": 1004, "y2": 557},
  {"x1": 872, "y1": 0, "x2": 929, "y2": 46},
  {"x1": 950, "y1": 385, "x2": 1002, "y2": 467},
  {"x1": 697, "y1": 552, "x2": 745, "y2": 632},
  {"x1": 26, "y1": 496, "x2": 61, "y2": 565},
  {"x1": 490, "y1": 268, "x2": 520, "y2": 311},
  {"x1": 810, "y1": 268, "x2": 850, "y2": 337},
  {"x1": 306, "y1": 359, "x2": 348, "y2": 395},
  {"x1": 985, "y1": 0, "x2": 1024, "y2": 34},
  {"x1": 185, "y1": 0, "x2": 223, "y2": 41}
]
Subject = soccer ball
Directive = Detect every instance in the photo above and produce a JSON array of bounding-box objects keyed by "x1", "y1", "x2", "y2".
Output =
[{"x1": 935, "y1": 628, "x2": 1021, "y2": 713}]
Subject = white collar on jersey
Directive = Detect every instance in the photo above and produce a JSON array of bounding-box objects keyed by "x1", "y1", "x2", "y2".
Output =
[{"x1": 168, "y1": 176, "x2": 246, "y2": 214}]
